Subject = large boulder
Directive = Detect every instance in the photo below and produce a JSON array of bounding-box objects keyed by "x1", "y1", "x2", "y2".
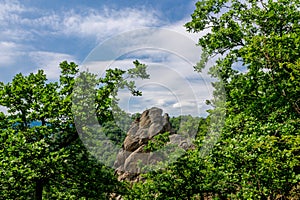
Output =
[
  {"x1": 114, "y1": 107, "x2": 193, "y2": 182},
  {"x1": 122, "y1": 107, "x2": 174, "y2": 153}
]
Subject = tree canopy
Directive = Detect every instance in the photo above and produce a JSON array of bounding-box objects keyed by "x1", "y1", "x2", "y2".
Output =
[
  {"x1": 126, "y1": 0, "x2": 300, "y2": 199},
  {"x1": 1, "y1": 0, "x2": 300, "y2": 199},
  {"x1": 0, "y1": 61, "x2": 148, "y2": 199}
]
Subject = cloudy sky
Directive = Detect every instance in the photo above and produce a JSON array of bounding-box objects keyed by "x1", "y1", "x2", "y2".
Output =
[{"x1": 0, "y1": 0, "x2": 217, "y2": 116}]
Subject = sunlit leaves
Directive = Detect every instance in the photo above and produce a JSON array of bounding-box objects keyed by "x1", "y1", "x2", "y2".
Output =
[
  {"x1": 128, "y1": 0, "x2": 300, "y2": 199},
  {"x1": 0, "y1": 60, "x2": 148, "y2": 199}
]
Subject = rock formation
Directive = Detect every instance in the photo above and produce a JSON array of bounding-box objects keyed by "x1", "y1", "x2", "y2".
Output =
[{"x1": 114, "y1": 107, "x2": 193, "y2": 183}]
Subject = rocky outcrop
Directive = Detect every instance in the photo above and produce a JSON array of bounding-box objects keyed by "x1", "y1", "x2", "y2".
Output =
[
  {"x1": 122, "y1": 107, "x2": 173, "y2": 152},
  {"x1": 114, "y1": 107, "x2": 193, "y2": 183},
  {"x1": 114, "y1": 107, "x2": 174, "y2": 182}
]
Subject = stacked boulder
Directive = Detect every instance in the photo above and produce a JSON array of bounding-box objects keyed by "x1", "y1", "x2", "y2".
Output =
[{"x1": 114, "y1": 107, "x2": 193, "y2": 182}]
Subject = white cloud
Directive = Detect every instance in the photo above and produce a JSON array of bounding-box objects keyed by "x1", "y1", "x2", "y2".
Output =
[
  {"x1": 0, "y1": 41, "x2": 26, "y2": 66},
  {"x1": 164, "y1": 19, "x2": 202, "y2": 43},
  {"x1": 172, "y1": 101, "x2": 197, "y2": 108},
  {"x1": 0, "y1": 41, "x2": 18, "y2": 65},
  {"x1": 0, "y1": 1, "x2": 219, "y2": 116},
  {"x1": 0, "y1": 0, "x2": 34, "y2": 40},
  {"x1": 29, "y1": 51, "x2": 77, "y2": 80},
  {"x1": 80, "y1": 51, "x2": 215, "y2": 116},
  {"x1": 0, "y1": 105, "x2": 8, "y2": 114},
  {"x1": 0, "y1": 0, "x2": 26, "y2": 20},
  {"x1": 0, "y1": 0, "x2": 165, "y2": 76},
  {"x1": 61, "y1": 8, "x2": 162, "y2": 41},
  {"x1": 0, "y1": 1, "x2": 163, "y2": 41}
]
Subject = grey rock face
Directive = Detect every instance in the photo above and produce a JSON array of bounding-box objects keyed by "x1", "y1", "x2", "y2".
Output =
[
  {"x1": 114, "y1": 107, "x2": 193, "y2": 182},
  {"x1": 122, "y1": 107, "x2": 173, "y2": 153}
]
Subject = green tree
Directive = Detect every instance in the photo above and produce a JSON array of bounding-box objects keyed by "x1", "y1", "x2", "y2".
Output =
[
  {"x1": 0, "y1": 60, "x2": 148, "y2": 199},
  {"x1": 185, "y1": 0, "x2": 300, "y2": 198},
  {"x1": 127, "y1": 0, "x2": 300, "y2": 199}
]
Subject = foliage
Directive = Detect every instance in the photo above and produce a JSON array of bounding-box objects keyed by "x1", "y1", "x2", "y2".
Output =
[
  {"x1": 144, "y1": 131, "x2": 171, "y2": 152},
  {"x1": 0, "y1": 60, "x2": 148, "y2": 199},
  {"x1": 127, "y1": 0, "x2": 300, "y2": 199},
  {"x1": 125, "y1": 150, "x2": 208, "y2": 200},
  {"x1": 170, "y1": 115, "x2": 207, "y2": 140},
  {"x1": 185, "y1": 0, "x2": 300, "y2": 197}
]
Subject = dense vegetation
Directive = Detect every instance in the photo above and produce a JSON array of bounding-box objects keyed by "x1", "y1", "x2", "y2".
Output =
[
  {"x1": 126, "y1": 0, "x2": 300, "y2": 199},
  {"x1": 1, "y1": 0, "x2": 299, "y2": 199},
  {"x1": 0, "y1": 61, "x2": 148, "y2": 199}
]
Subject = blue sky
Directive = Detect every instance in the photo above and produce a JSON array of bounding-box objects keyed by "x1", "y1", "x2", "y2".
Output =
[
  {"x1": 0, "y1": 0, "x2": 219, "y2": 116},
  {"x1": 0, "y1": 0, "x2": 197, "y2": 78}
]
